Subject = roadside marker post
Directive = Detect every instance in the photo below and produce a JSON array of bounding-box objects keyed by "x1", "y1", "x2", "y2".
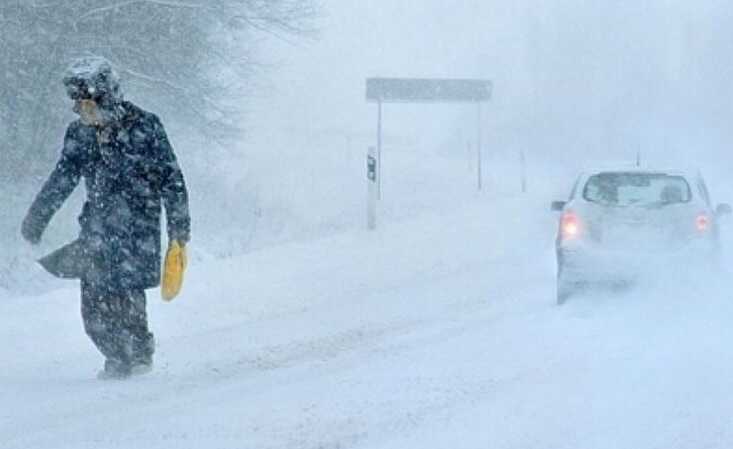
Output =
[{"x1": 367, "y1": 146, "x2": 378, "y2": 230}]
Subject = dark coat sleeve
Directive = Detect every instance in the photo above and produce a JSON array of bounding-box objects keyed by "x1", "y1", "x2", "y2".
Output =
[
  {"x1": 21, "y1": 126, "x2": 83, "y2": 243},
  {"x1": 151, "y1": 116, "x2": 191, "y2": 244}
]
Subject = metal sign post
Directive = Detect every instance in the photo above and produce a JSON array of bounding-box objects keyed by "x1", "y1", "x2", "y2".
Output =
[
  {"x1": 367, "y1": 146, "x2": 378, "y2": 230},
  {"x1": 377, "y1": 100, "x2": 382, "y2": 200},
  {"x1": 520, "y1": 149, "x2": 527, "y2": 193},
  {"x1": 477, "y1": 102, "x2": 483, "y2": 191}
]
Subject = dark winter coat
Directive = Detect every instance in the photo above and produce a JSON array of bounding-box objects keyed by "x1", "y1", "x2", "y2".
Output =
[{"x1": 22, "y1": 101, "x2": 190, "y2": 290}]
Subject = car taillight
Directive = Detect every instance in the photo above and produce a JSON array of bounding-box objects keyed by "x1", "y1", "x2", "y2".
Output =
[
  {"x1": 561, "y1": 212, "x2": 581, "y2": 239},
  {"x1": 696, "y1": 214, "x2": 710, "y2": 232}
]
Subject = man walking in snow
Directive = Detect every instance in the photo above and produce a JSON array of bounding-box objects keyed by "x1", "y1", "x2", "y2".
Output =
[{"x1": 21, "y1": 56, "x2": 191, "y2": 379}]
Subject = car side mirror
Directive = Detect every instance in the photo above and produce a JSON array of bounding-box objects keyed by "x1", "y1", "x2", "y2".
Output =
[
  {"x1": 551, "y1": 201, "x2": 567, "y2": 212},
  {"x1": 716, "y1": 203, "x2": 732, "y2": 216}
]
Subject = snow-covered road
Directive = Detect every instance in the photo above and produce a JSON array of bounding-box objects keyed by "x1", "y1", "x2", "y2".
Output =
[{"x1": 3, "y1": 196, "x2": 733, "y2": 449}]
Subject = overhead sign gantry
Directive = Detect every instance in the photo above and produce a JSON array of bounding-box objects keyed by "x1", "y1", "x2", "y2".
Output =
[
  {"x1": 365, "y1": 77, "x2": 492, "y2": 197},
  {"x1": 364, "y1": 78, "x2": 492, "y2": 230}
]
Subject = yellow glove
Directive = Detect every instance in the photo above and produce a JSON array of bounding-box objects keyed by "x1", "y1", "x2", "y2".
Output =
[{"x1": 162, "y1": 240, "x2": 187, "y2": 301}]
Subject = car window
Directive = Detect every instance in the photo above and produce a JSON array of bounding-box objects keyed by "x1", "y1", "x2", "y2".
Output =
[{"x1": 583, "y1": 173, "x2": 692, "y2": 206}]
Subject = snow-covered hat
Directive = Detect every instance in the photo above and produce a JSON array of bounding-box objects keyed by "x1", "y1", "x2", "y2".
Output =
[{"x1": 63, "y1": 56, "x2": 123, "y2": 103}]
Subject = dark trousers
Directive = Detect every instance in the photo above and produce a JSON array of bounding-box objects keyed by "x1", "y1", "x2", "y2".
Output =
[{"x1": 80, "y1": 278, "x2": 155, "y2": 365}]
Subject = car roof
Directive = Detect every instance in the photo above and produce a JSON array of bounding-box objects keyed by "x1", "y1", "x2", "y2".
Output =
[{"x1": 578, "y1": 166, "x2": 700, "y2": 180}]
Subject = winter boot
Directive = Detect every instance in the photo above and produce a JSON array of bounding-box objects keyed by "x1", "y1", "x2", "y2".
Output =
[
  {"x1": 97, "y1": 359, "x2": 132, "y2": 380},
  {"x1": 130, "y1": 354, "x2": 153, "y2": 377}
]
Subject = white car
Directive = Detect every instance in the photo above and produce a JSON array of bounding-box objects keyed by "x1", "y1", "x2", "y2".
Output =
[{"x1": 552, "y1": 168, "x2": 731, "y2": 304}]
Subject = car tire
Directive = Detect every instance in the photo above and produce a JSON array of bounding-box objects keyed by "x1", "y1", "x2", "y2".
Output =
[
  {"x1": 556, "y1": 252, "x2": 573, "y2": 305},
  {"x1": 556, "y1": 254, "x2": 583, "y2": 305},
  {"x1": 556, "y1": 277, "x2": 574, "y2": 305}
]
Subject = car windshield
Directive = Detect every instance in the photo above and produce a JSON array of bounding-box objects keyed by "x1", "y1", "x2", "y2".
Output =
[{"x1": 583, "y1": 172, "x2": 691, "y2": 206}]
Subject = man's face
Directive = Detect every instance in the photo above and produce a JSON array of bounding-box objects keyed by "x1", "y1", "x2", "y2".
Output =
[{"x1": 75, "y1": 98, "x2": 104, "y2": 127}]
